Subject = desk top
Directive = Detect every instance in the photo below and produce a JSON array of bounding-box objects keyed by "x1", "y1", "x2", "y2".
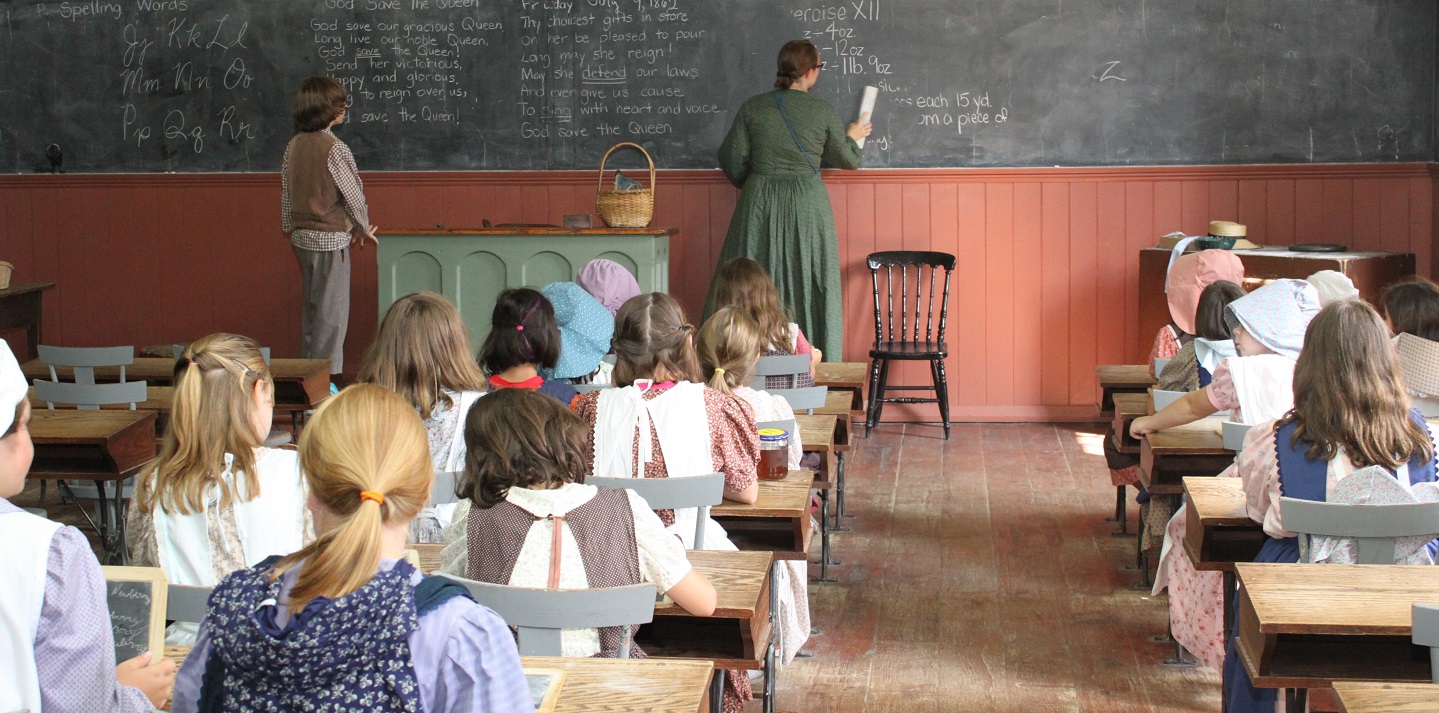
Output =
[
  {"x1": 1113, "y1": 392, "x2": 1148, "y2": 418},
  {"x1": 22, "y1": 357, "x2": 328, "y2": 385},
  {"x1": 1095, "y1": 364, "x2": 1155, "y2": 389},
  {"x1": 712, "y1": 470, "x2": 811, "y2": 519},
  {"x1": 815, "y1": 362, "x2": 866, "y2": 390},
  {"x1": 794, "y1": 414, "x2": 836, "y2": 452},
  {"x1": 1183, "y1": 477, "x2": 1250, "y2": 527},
  {"x1": 29, "y1": 408, "x2": 156, "y2": 444},
  {"x1": 28, "y1": 385, "x2": 173, "y2": 412},
  {"x1": 1334, "y1": 682, "x2": 1439, "y2": 713},
  {"x1": 0, "y1": 282, "x2": 55, "y2": 298},
  {"x1": 1236, "y1": 563, "x2": 1439, "y2": 636},
  {"x1": 1146, "y1": 418, "x2": 1230, "y2": 455},
  {"x1": 816, "y1": 389, "x2": 858, "y2": 416},
  {"x1": 162, "y1": 647, "x2": 712, "y2": 713},
  {"x1": 655, "y1": 550, "x2": 771, "y2": 620}
]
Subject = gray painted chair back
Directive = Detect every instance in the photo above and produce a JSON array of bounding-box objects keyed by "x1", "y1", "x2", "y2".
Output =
[
  {"x1": 1279, "y1": 497, "x2": 1439, "y2": 564},
  {"x1": 602, "y1": 353, "x2": 617, "y2": 366},
  {"x1": 167, "y1": 584, "x2": 214, "y2": 624},
  {"x1": 1222, "y1": 421, "x2": 1253, "y2": 452},
  {"x1": 33, "y1": 379, "x2": 147, "y2": 411},
  {"x1": 573, "y1": 382, "x2": 613, "y2": 394},
  {"x1": 38, "y1": 345, "x2": 134, "y2": 385},
  {"x1": 750, "y1": 354, "x2": 812, "y2": 391},
  {"x1": 1413, "y1": 603, "x2": 1439, "y2": 684},
  {"x1": 437, "y1": 574, "x2": 656, "y2": 658},
  {"x1": 766, "y1": 386, "x2": 828, "y2": 413},
  {"x1": 589, "y1": 472, "x2": 725, "y2": 549},
  {"x1": 1152, "y1": 357, "x2": 1171, "y2": 375},
  {"x1": 430, "y1": 470, "x2": 461, "y2": 506}
]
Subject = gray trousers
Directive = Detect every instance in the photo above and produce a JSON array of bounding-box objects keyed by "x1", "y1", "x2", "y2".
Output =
[{"x1": 293, "y1": 246, "x2": 349, "y2": 375}]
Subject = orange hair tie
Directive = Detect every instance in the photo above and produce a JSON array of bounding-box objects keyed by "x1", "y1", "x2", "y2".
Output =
[{"x1": 359, "y1": 491, "x2": 385, "y2": 506}]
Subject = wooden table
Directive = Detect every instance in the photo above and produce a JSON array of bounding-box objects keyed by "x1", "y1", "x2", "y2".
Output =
[
  {"x1": 1183, "y1": 476, "x2": 1267, "y2": 645},
  {"x1": 163, "y1": 647, "x2": 714, "y2": 713},
  {"x1": 22, "y1": 357, "x2": 330, "y2": 413},
  {"x1": 1334, "y1": 682, "x2": 1439, "y2": 713},
  {"x1": 29, "y1": 409, "x2": 157, "y2": 563},
  {"x1": 29, "y1": 385, "x2": 174, "y2": 434},
  {"x1": 1109, "y1": 392, "x2": 1148, "y2": 455},
  {"x1": 712, "y1": 470, "x2": 813, "y2": 563},
  {"x1": 1235, "y1": 563, "x2": 1439, "y2": 708},
  {"x1": 0, "y1": 282, "x2": 55, "y2": 363},
  {"x1": 647, "y1": 550, "x2": 773, "y2": 669},
  {"x1": 1095, "y1": 364, "x2": 1155, "y2": 416},
  {"x1": 815, "y1": 361, "x2": 866, "y2": 416},
  {"x1": 1138, "y1": 418, "x2": 1234, "y2": 495}
]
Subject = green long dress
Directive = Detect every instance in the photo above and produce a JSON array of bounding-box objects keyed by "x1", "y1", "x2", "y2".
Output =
[{"x1": 710, "y1": 89, "x2": 862, "y2": 358}]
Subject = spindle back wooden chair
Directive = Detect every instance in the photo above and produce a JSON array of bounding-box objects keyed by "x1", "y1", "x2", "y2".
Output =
[{"x1": 865, "y1": 251, "x2": 957, "y2": 439}]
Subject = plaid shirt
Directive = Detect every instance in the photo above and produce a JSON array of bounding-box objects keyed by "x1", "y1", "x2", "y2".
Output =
[{"x1": 280, "y1": 131, "x2": 371, "y2": 252}]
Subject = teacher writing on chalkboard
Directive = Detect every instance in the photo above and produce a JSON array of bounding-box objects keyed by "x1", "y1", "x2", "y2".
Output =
[
  {"x1": 708, "y1": 39, "x2": 871, "y2": 360},
  {"x1": 281, "y1": 77, "x2": 379, "y2": 382}
]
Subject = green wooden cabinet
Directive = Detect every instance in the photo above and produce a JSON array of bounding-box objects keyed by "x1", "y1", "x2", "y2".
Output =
[{"x1": 377, "y1": 228, "x2": 672, "y2": 344}]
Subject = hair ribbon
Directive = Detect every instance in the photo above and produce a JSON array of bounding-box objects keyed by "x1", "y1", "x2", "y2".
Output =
[{"x1": 359, "y1": 491, "x2": 385, "y2": 505}]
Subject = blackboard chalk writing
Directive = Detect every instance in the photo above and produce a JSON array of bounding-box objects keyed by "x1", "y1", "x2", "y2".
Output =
[
  {"x1": 205, "y1": 16, "x2": 249, "y2": 51},
  {"x1": 1094, "y1": 61, "x2": 1126, "y2": 82},
  {"x1": 163, "y1": 110, "x2": 204, "y2": 152},
  {"x1": 59, "y1": 1, "x2": 124, "y2": 21},
  {"x1": 135, "y1": 0, "x2": 188, "y2": 12},
  {"x1": 121, "y1": 104, "x2": 153, "y2": 146},
  {"x1": 217, "y1": 106, "x2": 255, "y2": 141}
]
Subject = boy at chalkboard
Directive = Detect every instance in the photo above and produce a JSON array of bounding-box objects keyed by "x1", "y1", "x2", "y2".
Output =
[
  {"x1": 0, "y1": 340, "x2": 176, "y2": 712},
  {"x1": 281, "y1": 76, "x2": 379, "y2": 381}
]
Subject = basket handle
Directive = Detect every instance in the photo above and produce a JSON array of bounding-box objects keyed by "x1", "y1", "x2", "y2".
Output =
[{"x1": 596, "y1": 142, "x2": 656, "y2": 193}]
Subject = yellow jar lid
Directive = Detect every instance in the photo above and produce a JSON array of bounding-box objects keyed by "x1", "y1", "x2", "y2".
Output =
[{"x1": 757, "y1": 428, "x2": 788, "y2": 440}]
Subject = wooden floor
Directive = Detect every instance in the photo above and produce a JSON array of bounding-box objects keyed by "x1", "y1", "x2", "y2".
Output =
[{"x1": 776, "y1": 423, "x2": 1220, "y2": 712}]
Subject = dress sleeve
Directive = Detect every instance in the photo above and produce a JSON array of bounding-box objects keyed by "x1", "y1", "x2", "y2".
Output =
[
  {"x1": 571, "y1": 392, "x2": 600, "y2": 473},
  {"x1": 169, "y1": 621, "x2": 213, "y2": 713},
  {"x1": 793, "y1": 327, "x2": 813, "y2": 356},
  {"x1": 1237, "y1": 421, "x2": 1290, "y2": 538},
  {"x1": 430, "y1": 602, "x2": 535, "y2": 713},
  {"x1": 328, "y1": 140, "x2": 371, "y2": 235},
  {"x1": 819, "y1": 103, "x2": 862, "y2": 170},
  {"x1": 1149, "y1": 325, "x2": 1181, "y2": 377},
  {"x1": 718, "y1": 102, "x2": 752, "y2": 188},
  {"x1": 1206, "y1": 360, "x2": 1240, "y2": 412},
  {"x1": 1155, "y1": 343, "x2": 1198, "y2": 393},
  {"x1": 280, "y1": 140, "x2": 294, "y2": 235},
  {"x1": 35, "y1": 526, "x2": 155, "y2": 713},
  {"x1": 709, "y1": 391, "x2": 759, "y2": 493},
  {"x1": 124, "y1": 490, "x2": 159, "y2": 567},
  {"x1": 627, "y1": 490, "x2": 694, "y2": 592}
]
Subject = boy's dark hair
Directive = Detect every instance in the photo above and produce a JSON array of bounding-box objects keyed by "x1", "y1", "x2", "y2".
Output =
[
  {"x1": 293, "y1": 76, "x2": 348, "y2": 133},
  {"x1": 1384, "y1": 277, "x2": 1439, "y2": 342},
  {"x1": 1194, "y1": 280, "x2": 1246, "y2": 341},
  {"x1": 479, "y1": 288, "x2": 561, "y2": 374},
  {"x1": 459, "y1": 388, "x2": 589, "y2": 508}
]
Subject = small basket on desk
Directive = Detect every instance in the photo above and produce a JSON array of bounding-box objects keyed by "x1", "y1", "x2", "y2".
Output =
[
  {"x1": 0, "y1": 261, "x2": 14, "y2": 290},
  {"x1": 595, "y1": 142, "x2": 655, "y2": 228}
]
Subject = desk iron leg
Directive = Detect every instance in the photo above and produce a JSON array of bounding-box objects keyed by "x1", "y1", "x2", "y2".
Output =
[
  {"x1": 1220, "y1": 570, "x2": 1237, "y2": 713},
  {"x1": 1284, "y1": 688, "x2": 1307, "y2": 713},
  {"x1": 110, "y1": 479, "x2": 129, "y2": 566},
  {"x1": 1110, "y1": 485, "x2": 1130, "y2": 536},
  {"x1": 709, "y1": 671, "x2": 723, "y2": 713},
  {"x1": 833, "y1": 451, "x2": 853, "y2": 529},
  {"x1": 816, "y1": 490, "x2": 838, "y2": 583},
  {"x1": 763, "y1": 630, "x2": 777, "y2": 713}
]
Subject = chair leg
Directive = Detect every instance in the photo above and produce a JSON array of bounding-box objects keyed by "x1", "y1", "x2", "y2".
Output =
[
  {"x1": 865, "y1": 358, "x2": 883, "y2": 435},
  {"x1": 932, "y1": 357, "x2": 951, "y2": 440},
  {"x1": 872, "y1": 360, "x2": 891, "y2": 432}
]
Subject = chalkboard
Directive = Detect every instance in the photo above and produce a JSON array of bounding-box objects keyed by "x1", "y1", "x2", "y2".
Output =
[
  {"x1": 101, "y1": 565, "x2": 168, "y2": 665},
  {"x1": 0, "y1": 0, "x2": 1432, "y2": 171}
]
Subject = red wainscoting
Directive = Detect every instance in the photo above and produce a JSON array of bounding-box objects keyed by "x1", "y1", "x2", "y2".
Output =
[{"x1": 0, "y1": 163, "x2": 1433, "y2": 421}]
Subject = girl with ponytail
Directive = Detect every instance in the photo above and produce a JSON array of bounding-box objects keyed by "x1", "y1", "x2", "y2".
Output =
[
  {"x1": 169, "y1": 384, "x2": 530, "y2": 713},
  {"x1": 128, "y1": 333, "x2": 311, "y2": 645},
  {"x1": 479, "y1": 287, "x2": 579, "y2": 406}
]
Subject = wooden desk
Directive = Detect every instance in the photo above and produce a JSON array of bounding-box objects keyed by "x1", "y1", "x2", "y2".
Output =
[
  {"x1": 1109, "y1": 392, "x2": 1148, "y2": 454},
  {"x1": 712, "y1": 470, "x2": 812, "y2": 561},
  {"x1": 647, "y1": 550, "x2": 773, "y2": 671},
  {"x1": 1138, "y1": 418, "x2": 1234, "y2": 495},
  {"x1": 1139, "y1": 247, "x2": 1414, "y2": 358},
  {"x1": 815, "y1": 361, "x2": 867, "y2": 416},
  {"x1": 1095, "y1": 364, "x2": 1155, "y2": 415},
  {"x1": 0, "y1": 282, "x2": 55, "y2": 363},
  {"x1": 22, "y1": 357, "x2": 330, "y2": 412},
  {"x1": 1183, "y1": 477, "x2": 1266, "y2": 572},
  {"x1": 163, "y1": 648, "x2": 714, "y2": 713},
  {"x1": 1334, "y1": 682, "x2": 1439, "y2": 713},
  {"x1": 1235, "y1": 563, "x2": 1438, "y2": 691},
  {"x1": 29, "y1": 385, "x2": 174, "y2": 435}
]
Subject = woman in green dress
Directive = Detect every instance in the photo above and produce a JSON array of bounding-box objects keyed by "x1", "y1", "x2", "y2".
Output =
[{"x1": 709, "y1": 39, "x2": 871, "y2": 359}]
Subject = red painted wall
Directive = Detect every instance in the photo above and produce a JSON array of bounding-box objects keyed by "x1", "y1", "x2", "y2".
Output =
[{"x1": 0, "y1": 163, "x2": 1432, "y2": 421}]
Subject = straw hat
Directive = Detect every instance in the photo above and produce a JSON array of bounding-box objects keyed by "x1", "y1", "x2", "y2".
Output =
[{"x1": 1199, "y1": 220, "x2": 1261, "y2": 250}]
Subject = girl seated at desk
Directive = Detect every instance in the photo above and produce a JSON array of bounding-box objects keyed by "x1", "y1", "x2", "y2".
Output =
[
  {"x1": 480, "y1": 288, "x2": 579, "y2": 406},
  {"x1": 0, "y1": 339, "x2": 176, "y2": 713},
  {"x1": 171, "y1": 385, "x2": 531, "y2": 713},
  {"x1": 1224, "y1": 299, "x2": 1439, "y2": 712},
  {"x1": 571, "y1": 292, "x2": 760, "y2": 546},
  {"x1": 128, "y1": 333, "x2": 312, "y2": 645},
  {"x1": 1385, "y1": 278, "x2": 1439, "y2": 417}
]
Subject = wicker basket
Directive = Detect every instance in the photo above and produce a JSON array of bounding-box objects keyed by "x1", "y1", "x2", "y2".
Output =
[{"x1": 595, "y1": 142, "x2": 655, "y2": 228}]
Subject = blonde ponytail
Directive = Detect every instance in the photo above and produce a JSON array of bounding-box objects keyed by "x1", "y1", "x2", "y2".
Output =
[
  {"x1": 271, "y1": 384, "x2": 432, "y2": 611},
  {"x1": 134, "y1": 333, "x2": 271, "y2": 516},
  {"x1": 697, "y1": 307, "x2": 763, "y2": 396}
]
